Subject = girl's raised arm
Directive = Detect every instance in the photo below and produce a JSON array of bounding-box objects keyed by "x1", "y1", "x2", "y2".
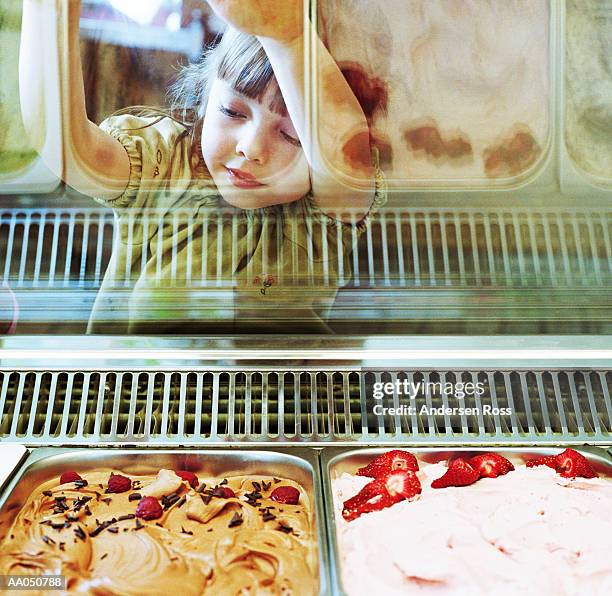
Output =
[
  {"x1": 19, "y1": 0, "x2": 130, "y2": 200},
  {"x1": 207, "y1": 0, "x2": 375, "y2": 222}
]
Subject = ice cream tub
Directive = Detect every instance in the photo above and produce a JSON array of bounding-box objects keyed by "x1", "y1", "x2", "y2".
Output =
[
  {"x1": 0, "y1": 447, "x2": 330, "y2": 595},
  {"x1": 561, "y1": 0, "x2": 612, "y2": 196},
  {"x1": 313, "y1": 0, "x2": 557, "y2": 194},
  {"x1": 322, "y1": 446, "x2": 612, "y2": 596}
]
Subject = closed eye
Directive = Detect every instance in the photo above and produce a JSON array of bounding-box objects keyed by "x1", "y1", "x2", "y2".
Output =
[
  {"x1": 219, "y1": 105, "x2": 244, "y2": 119},
  {"x1": 281, "y1": 131, "x2": 301, "y2": 147}
]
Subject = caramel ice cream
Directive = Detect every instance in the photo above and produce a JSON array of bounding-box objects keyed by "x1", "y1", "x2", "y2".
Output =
[{"x1": 0, "y1": 468, "x2": 318, "y2": 595}]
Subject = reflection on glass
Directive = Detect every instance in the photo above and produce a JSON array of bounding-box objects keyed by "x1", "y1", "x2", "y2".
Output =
[
  {"x1": 565, "y1": 0, "x2": 612, "y2": 183},
  {"x1": 317, "y1": 0, "x2": 550, "y2": 187},
  {"x1": 0, "y1": 1, "x2": 38, "y2": 177}
]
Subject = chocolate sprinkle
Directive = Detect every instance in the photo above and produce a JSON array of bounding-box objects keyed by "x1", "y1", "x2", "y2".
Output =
[
  {"x1": 42, "y1": 490, "x2": 53, "y2": 497},
  {"x1": 228, "y1": 512, "x2": 243, "y2": 528},
  {"x1": 50, "y1": 520, "x2": 68, "y2": 530},
  {"x1": 74, "y1": 526, "x2": 86, "y2": 541},
  {"x1": 177, "y1": 496, "x2": 187, "y2": 509},
  {"x1": 101, "y1": 553, "x2": 108, "y2": 560},
  {"x1": 118, "y1": 514, "x2": 135, "y2": 522},
  {"x1": 128, "y1": 493, "x2": 142, "y2": 502}
]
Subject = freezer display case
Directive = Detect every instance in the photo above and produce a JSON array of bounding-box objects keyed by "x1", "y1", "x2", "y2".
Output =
[{"x1": 0, "y1": 1, "x2": 610, "y2": 594}]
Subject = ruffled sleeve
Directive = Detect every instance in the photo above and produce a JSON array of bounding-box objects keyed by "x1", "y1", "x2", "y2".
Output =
[{"x1": 94, "y1": 114, "x2": 192, "y2": 213}]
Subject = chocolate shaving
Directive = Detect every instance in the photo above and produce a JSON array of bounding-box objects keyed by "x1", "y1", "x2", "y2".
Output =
[
  {"x1": 134, "y1": 520, "x2": 144, "y2": 531},
  {"x1": 42, "y1": 535, "x2": 55, "y2": 546},
  {"x1": 228, "y1": 512, "x2": 243, "y2": 528},
  {"x1": 252, "y1": 481, "x2": 262, "y2": 492},
  {"x1": 273, "y1": 478, "x2": 281, "y2": 484},
  {"x1": 201, "y1": 494, "x2": 212, "y2": 506},
  {"x1": 101, "y1": 553, "x2": 108, "y2": 560},
  {"x1": 176, "y1": 496, "x2": 187, "y2": 509},
  {"x1": 128, "y1": 493, "x2": 142, "y2": 502},
  {"x1": 181, "y1": 526, "x2": 194, "y2": 536},
  {"x1": 50, "y1": 520, "x2": 68, "y2": 530},
  {"x1": 85, "y1": 505, "x2": 92, "y2": 516},
  {"x1": 74, "y1": 479, "x2": 88, "y2": 489},
  {"x1": 118, "y1": 514, "x2": 135, "y2": 522},
  {"x1": 155, "y1": 523, "x2": 164, "y2": 528},
  {"x1": 74, "y1": 526, "x2": 86, "y2": 541},
  {"x1": 262, "y1": 481, "x2": 271, "y2": 492},
  {"x1": 107, "y1": 527, "x2": 119, "y2": 534},
  {"x1": 162, "y1": 493, "x2": 180, "y2": 510},
  {"x1": 42, "y1": 490, "x2": 53, "y2": 497},
  {"x1": 196, "y1": 483, "x2": 207, "y2": 493},
  {"x1": 101, "y1": 498, "x2": 112, "y2": 506},
  {"x1": 277, "y1": 522, "x2": 293, "y2": 534},
  {"x1": 262, "y1": 511, "x2": 276, "y2": 522},
  {"x1": 59, "y1": 542, "x2": 65, "y2": 551},
  {"x1": 220, "y1": 479, "x2": 228, "y2": 486}
]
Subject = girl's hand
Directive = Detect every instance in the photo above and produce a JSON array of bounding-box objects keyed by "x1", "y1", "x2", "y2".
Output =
[{"x1": 205, "y1": 0, "x2": 303, "y2": 42}]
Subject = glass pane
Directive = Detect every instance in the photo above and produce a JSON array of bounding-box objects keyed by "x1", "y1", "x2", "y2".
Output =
[{"x1": 0, "y1": 1, "x2": 38, "y2": 177}]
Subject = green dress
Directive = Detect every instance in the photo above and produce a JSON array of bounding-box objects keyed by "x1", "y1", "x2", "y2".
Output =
[{"x1": 87, "y1": 115, "x2": 387, "y2": 334}]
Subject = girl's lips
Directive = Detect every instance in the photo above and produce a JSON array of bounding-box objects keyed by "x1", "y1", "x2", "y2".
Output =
[{"x1": 226, "y1": 167, "x2": 265, "y2": 188}]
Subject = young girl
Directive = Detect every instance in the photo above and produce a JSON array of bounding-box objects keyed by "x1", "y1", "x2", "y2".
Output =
[{"x1": 21, "y1": 0, "x2": 386, "y2": 333}]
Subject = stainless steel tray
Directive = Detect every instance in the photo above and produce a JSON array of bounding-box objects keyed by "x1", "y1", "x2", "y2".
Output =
[
  {"x1": 0, "y1": 447, "x2": 331, "y2": 595},
  {"x1": 321, "y1": 445, "x2": 612, "y2": 596}
]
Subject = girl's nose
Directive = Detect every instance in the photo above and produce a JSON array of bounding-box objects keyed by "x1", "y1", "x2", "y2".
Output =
[{"x1": 235, "y1": 124, "x2": 268, "y2": 163}]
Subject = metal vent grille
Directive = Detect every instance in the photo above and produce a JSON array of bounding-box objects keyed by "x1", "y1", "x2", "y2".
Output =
[
  {"x1": 2, "y1": 207, "x2": 610, "y2": 288},
  {"x1": 1, "y1": 368, "x2": 609, "y2": 445}
]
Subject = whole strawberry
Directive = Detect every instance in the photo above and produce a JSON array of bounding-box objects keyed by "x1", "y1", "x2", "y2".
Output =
[
  {"x1": 60, "y1": 471, "x2": 82, "y2": 485},
  {"x1": 175, "y1": 470, "x2": 199, "y2": 489},
  {"x1": 357, "y1": 450, "x2": 419, "y2": 479},
  {"x1": 431, "y1": 458, "x2": 480, "y2": 489},
  {"x1": 135, "y1": 496, "x2": 163, "y2": 520},
  {"x1": 469, "y1": 453, "x2": 514, "y2": 479},
  {"x1": 270, "y1": 486, "x2": 300, "y2": 505},
  {"x1": 107, "y1": 473, "x2": 132, "y2": 493}
]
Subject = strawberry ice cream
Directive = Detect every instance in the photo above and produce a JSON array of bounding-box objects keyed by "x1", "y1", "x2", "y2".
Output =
[{"x1": 332, "y1": 452, "x2": 612, "y2": 595}]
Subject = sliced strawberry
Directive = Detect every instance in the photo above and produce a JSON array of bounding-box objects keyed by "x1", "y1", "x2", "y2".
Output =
[
  {"x1": 526, "y1": 455, "x2": 558, "y2": 470},
  {"x1": 342, "y1": 470, "x2": 421, "y2": 521},
  {"x1": 107, "y1": 473, "x2": 132, "y2": 493},
  {"x1": 382, "y1": 470, "x2": 421, "y2": 500},
  {"x1": 214, "y1": 486, "x2": 235, "y2": 499},
  {"x1": 469, "y1": 453, "x2": 514, "y2": 479},
  {"x1": 270, "y1": 486, "x2": 300, "y2": 505},
  {"x1": 554, "y1": 448, "x2": 598, "y2": 479},
  {"x1": 59, "y1": 471, "x2": 82, "y2": 485},
  {"x1": 357, "y1": 450, "x2": 419, "y2": 479},
  {"x1": 175, "y1": 470, "x2": 199, "y2": 489},
  {"x1": 431, "y1": 458, "x2": 480, "y2": 489}
]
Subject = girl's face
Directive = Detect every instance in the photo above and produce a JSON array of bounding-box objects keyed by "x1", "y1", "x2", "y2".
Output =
[{"x1": 201, "y1": 78, "x2": 310, "y2": 209}]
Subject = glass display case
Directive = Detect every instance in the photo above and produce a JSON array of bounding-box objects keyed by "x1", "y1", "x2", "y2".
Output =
[{"x1": 0, "y1": 1, "x2": 610, "y2": 593}]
